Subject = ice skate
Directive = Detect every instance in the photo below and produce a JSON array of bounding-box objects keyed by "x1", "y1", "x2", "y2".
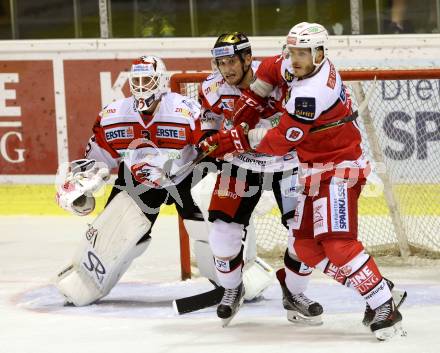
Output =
[
  {"x1": 280, "y1": 283, "x2": 323, "y2": 326},
  {"x1": 217, "y1": 282, "x2": 245, "y2": 327},
  {"x1": 362, "y1": 278, "x2": 407, "y2": 326},
  {"x1": 370, "y1": 298, "x2": 407, "y2": 341}
]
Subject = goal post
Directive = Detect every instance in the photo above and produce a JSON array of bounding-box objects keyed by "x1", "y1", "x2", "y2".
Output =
[{"x1": 172, "y1": 68, "x2": 440, "y2": 279}]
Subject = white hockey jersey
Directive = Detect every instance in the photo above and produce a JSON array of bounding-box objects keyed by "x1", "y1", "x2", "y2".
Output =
[
  {"x1": 85, "y1": 92, "x2": 204, "y2": 187},
  {"x1": 199, "y1": 61, "x2": 298, "y2": 173}
]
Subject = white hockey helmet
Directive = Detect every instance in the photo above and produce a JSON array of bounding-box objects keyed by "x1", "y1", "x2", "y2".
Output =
[
  {"x1": 129, "y1": 55, "x2": 169, "y2": 111},
  {"x1": 286, "y1": 22, "x2": 329, "y2": 66}
]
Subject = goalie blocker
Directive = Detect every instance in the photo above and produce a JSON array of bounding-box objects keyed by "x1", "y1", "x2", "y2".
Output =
[{"x1": 56, "y1": 191, "x2": 152, "y2": 306}]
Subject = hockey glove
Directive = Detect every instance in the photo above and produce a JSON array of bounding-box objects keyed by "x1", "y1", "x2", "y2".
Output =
[
  {"x1": 232, "y1": 89, "x2": 267, "y2": 128},
  {"x1": 131, "y1": 162, "x2": 165, "y2": 187},
  {"x1": 55, "y1": 159, "x2": 110, "y2": 216},
  {"x1": 198, "y1": 123, "x2": 251, "y2": 159}
]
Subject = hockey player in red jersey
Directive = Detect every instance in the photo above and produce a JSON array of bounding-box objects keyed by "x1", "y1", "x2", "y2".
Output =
[
  {"x1": 199, "y1": 23, "x2": 406, "y2": 340},
  {"x1": 199, "y1": 32, "x2": 323, "y2": 327},
  {"x1": 54, "y1": 55, "x2": 215, "y2": 307}
]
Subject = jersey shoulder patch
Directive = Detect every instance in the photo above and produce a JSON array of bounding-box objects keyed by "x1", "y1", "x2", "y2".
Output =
[
  {"x1": 158, "y1": 92, "x2": 200, "y2": 129},
  {"x1": 99, "y1": 97, "x2": 137, "y2": 126},
  {"x1": 100, "y1": 97, "x2": 130, "y2": 117},
  {"x1": 201, "y1": 71, "x2": 224, "y2": 106},
  {"x1": 294, "y1": 96, "x2": 316, "y2": 120}
]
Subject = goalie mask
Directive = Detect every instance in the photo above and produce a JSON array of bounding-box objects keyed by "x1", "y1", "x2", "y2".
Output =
[
  {"x1": 129, "y1": 55, "x2": 169, "y2": 111},
  {"x1": 286, "y1": 22, "x2": 329, "y2": 67}
]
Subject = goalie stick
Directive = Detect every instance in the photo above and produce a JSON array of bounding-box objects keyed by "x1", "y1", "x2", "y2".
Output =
[{"x1": 173, "y1": 282, "x2": 224, "y2": 315}]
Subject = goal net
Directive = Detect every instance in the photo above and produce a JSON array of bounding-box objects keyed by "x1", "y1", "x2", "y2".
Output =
[{"x1": 171, "y1": 69, "x2": 440, "y2": 277}]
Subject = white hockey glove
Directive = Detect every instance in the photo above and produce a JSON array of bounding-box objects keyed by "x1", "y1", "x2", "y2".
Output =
[
  {"x1": 248, "y1": 127, "x2": 268, "y2": 149},
  {"x1": 56, "y1": 159, "x2": 110, "y2": 216}
]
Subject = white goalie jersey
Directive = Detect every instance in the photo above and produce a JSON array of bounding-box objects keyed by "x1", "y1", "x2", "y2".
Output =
[{"x1": 85, "y1": 92, "x2": 207, "y2": 187}]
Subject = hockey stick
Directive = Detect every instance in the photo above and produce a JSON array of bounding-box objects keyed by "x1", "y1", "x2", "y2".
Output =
[
  {"x1": 173, "y1": 283, "x2": 224, "y2": 315},
  {"x1": 309, "y1": 77, "x2": 377, "y2": 134},
  {"x1": 168, "y1": 144, "x2": 218, "y2": 183}
]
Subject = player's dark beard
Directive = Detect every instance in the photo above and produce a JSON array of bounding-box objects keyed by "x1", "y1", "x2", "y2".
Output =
[{"x1": 235, "y1": 62, "x2": 250, "y2": 87}]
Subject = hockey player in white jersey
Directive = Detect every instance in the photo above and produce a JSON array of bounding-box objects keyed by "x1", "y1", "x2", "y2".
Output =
[
  {"x1": 54, "y1": 55, "x2": 217, "y2": 306},
  {"x1": 198, "y1": 32, "x2": 323, "y2": 327}
]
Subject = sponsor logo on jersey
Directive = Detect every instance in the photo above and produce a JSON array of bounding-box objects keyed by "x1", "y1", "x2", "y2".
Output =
[
  {"x1": 270, "y1": 115, "x2": 281, "y2": 127},
  {"x1": 294, "y1": 97, "x2": 316, "y2": 119},
  {"x1": 313, "y1": 197, "x2": 328, "y2": 236},
  {"x1": 175, "y1": 107, "x2": 194, "y2": 118},
  {"x1": 339, "y1": 85, "x2": 347, "y2": 103},
  {"x1": 214, "y1": 189, "x2": 238, "y2": 199},
  {"x1": 156, "y1": 126, "x2": 186, "y2": 140},
  {"x1": 327, "y1": 61, "x2": 337, "y2": 89},
  {"x1": 102, "y1": 108, "x2": 116, "y2": 116},
  {"x1": 330, "y1": 180, "x2": 349, "y2": 232},
  {"x1": 220, "y1": 98, "x2": 235, "y2": 111},
  {"x1": 203, "y1": 81, "x2": 222, "y2": 96},
  {"x1": 105, "y1": 126, "x2": 134, "y2": 141},
  {"x1": 284, "y1": 68, "x2": 295, "y2": 83},
  {"x1": 285, "y1": 126, "x2": 304, "y2": 142}
]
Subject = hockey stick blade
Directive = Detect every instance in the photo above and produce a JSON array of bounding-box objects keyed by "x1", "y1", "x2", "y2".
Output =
[{"x1": 173, "y1": 286, "x2": 224, "y2": 315}]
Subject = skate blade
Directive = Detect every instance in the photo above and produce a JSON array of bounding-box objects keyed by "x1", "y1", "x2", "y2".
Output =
[
  {"x1": 287, "y1": 310, "x2": 323, "y2": 326},
  {"x1": 375, "y1": 322, "x2": 407, "y2": 341},
  {"x1": 221, "y1": 297, "x2": 245, "y2": 328}
]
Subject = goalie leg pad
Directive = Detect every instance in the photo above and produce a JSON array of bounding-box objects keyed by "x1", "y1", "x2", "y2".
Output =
[
  {"x1": 56, "y1": 191, "x2": 152, "y2": 306},
  {"x1": 242, "y1": 257, "x2": 275, "y2": 301},
  {"x1": 193, "y1": 240, "x2": 218, "y2": 283},
  {"x1": 184, "y1": 218, "x2": 218, "y2": 281}
]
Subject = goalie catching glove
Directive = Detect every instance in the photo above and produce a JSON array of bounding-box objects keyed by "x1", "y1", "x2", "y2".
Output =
[
  {"x1": 198, "y1": 122, "x2": 251, "y2": 159},
  {"x1": 56, "y1": 159, "x2": 110, "y2": 216}
]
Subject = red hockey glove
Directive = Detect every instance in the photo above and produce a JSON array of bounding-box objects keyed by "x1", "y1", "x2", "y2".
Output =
[
  {"x1": 232, "y1": 89, "x2": 268, "y2": 128},
  {"x1": 198, "y1": 123, "x2": 251, "y2": 159}
]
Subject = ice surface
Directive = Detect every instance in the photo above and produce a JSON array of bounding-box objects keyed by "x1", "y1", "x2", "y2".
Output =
[{"x1": 1, "y1": 216, "x2": 439, "y2": 353}]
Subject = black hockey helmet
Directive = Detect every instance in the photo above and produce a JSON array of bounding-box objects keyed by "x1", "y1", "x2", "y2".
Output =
[{"x1": 211, "y1": 32, "x2": 252, "y2": 61}]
